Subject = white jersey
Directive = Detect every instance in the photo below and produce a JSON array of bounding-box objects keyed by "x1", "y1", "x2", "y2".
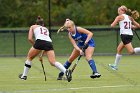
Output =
[
  {"x1": 34, "y1": 26, "x2": 52, "y2": 42},
  {"x1": 119, "y1": 14, "x2": 133, "y2": 35}
]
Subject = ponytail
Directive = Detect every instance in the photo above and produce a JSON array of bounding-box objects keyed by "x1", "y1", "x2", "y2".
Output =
[
  {"x1": 120, "y1": 5, "x2": 139, "y2": 19},
  {"x1": 57, "y1": 26, "x2": 65, "y2": 34},
  {"x1": 57, "y1": 18, "x2": 75, "y2": 34},
  {"x1": 36, "y1": 16, "x2": 45, "y2": 26},
  {"x1": 127, "y1": 9, "x2": 140, "y2": 19},
  {"x1": 57, "y1": 19, "x2": 72, "y2": 34}
]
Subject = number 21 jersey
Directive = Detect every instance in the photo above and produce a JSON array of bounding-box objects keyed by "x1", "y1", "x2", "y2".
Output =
[{"x1": 119, "y1": 14, "x2": 133, "y2": 35}]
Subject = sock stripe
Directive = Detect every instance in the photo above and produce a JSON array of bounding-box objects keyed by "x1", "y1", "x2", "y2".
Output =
[{"x1": 25, "y1": 64, "x2": 31, "y2": 68}]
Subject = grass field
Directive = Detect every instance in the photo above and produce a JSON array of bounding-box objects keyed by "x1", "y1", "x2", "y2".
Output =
[{"x1": 0, "y1": 55, "x2": 140, "y2": 93}]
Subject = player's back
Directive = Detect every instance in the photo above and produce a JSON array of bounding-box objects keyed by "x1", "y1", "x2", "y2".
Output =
[
  {"x1": 119, "y1": 14, "x2": 133, "y2": 35},
  {"x1": 34, "y1": 25, "x2": 52, "y2": 42}
]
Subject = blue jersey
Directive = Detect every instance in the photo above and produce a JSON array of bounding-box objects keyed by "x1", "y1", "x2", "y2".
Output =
[{"x1": 69, "y1": 27, "x2": 95, "y2": 48}]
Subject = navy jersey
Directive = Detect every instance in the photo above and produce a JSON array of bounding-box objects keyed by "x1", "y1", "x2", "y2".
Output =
[{"x1": 69, "y1": 27, "x2": 95, "y2": 48}]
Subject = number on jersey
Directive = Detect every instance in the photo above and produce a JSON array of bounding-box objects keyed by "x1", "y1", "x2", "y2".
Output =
[
  {"x1": 124, "y1": 21, "x2": 131, "y2": 29},
  {"x1": 40, "y1": 27, "x2": 48, "y2": 35}
]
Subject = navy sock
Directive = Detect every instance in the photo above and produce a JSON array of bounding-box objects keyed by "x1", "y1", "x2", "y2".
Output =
[
  {"x1": 88, "y1": 59, "x2": 97, "y2": 73},
  {"x1": 59, "y1": 61, "x2": 71, "y2": 76}
]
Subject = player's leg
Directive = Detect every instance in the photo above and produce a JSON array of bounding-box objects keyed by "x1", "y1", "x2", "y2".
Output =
[
  {"x1": 134, "y1": 47, "x2": 140, "y2": 54},
  {"x1": 109, "y1": 42, "x2": 124, "y2": 70},
  {"x1": 19, "y1": 47, "x2": 41, "y2": 80},
  {"x1": 128, "y1": 43, "x2": 140, "y2": 54},
  {"x1": 123, "y1": 35, "x2": 140, "y2": 54},
  {"x1": 46, "y1": 50, "x2": 72, "y2": 82},
  {"x1": 115, "y1": 42, "x2": 124, "y2": 66},
  {"x1": 45, "y1": 50, "x2": 65, "y2": 71},
  {"x1": 85, "y1": 46, "x2": 101, "y2": 78},
  {"x1": 57, "y1": 49, "x2": 79, "y2": 80},
  {"x1": 125, "y1": 42, "x2": 135, "y2": 54}
]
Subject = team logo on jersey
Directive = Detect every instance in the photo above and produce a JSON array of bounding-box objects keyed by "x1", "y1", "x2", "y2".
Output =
[{"x1": 75, "y1": 36, "x2": 83, "y2": 42}]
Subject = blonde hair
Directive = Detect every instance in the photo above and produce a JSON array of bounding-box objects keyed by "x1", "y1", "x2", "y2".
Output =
[
  {"x1": 120, "y1": 5, "x2": 139, "y2": 19},
  {"x1": 57, "y1": 19, "x2": 75, "y2": 34},
  {"x1": 120, "y1": 5, "x2": 128, "y2": 12},
  {"x1": 128, "y1": 9, "x2": 140, "y2": 19}
]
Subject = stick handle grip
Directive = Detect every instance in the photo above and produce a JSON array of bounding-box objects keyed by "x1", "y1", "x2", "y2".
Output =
[{"x1": 78, "y1": 55, "x2": 82, "y2": 60}]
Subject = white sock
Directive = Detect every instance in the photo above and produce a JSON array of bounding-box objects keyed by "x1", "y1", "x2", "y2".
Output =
[
  {"x1": 54, "y1": 62, "x2": 66, "y2": 73},
  {"x1": 134, "y1": 47, "x2": 140, "y2": 54},
  {"x1": 114, "y1": 54, "x2": 122, "y2": 66},
  {"x1": 22, "y1": 60, "x2": 32, "y2": 77}
]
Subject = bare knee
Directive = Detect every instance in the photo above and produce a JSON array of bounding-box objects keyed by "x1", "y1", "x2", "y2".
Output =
[
  {"x1": 85, "y1": 56, "x2": 92, "y2": 61},
  {"x1": 117, "y1": 48, "x2": 122, "y2": 54},
  {"x1": 128, "y1": 50, "x2": 134, "y2": 55},
  {"x1": 47, "y1": 57, "x2": 56, "y2": 66},
  {"x1": 48, "y1": 60, "x2": 55, "y2": 66}
]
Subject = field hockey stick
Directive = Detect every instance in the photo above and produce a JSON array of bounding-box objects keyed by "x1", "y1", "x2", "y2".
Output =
[
  {"x1": 71, "y1": 55, "x2": 82, "y2": 73},
  {"x1": 39, "y1": 50, "x2": 47, "y2": 81},
  {"x1": 71, "y1": 44, "x2": 88, "y2": 73},
  {"x1": 134, "y1": 31, "x2": 140, "y2": 41},
  {"x1": 71, "y1": 43, "x2": 89, "y2": 73}
]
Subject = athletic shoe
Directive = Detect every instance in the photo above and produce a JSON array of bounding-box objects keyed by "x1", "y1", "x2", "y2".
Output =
[
  {"x1": 108, "y1": 64, "x2": 118, "y2": 70},
  {"x1": 65, "y1": 69, "x2": 72, "y2": 82},
  {"x1": 19, "y1": 74, "x2": 27, "y2": 80},
  {"x1": 57, "y1": 74, "x2": 63, "y2": 80},
  {"x1": 90, "y1": 72, "x2": 101, "y2": 79}
]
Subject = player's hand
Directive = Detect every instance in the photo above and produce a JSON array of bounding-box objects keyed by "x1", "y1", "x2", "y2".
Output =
[
  {"x1": 79, "y1": 49, "x2": 84, "y2": 56},
  {"x1": 39, "y1": 56, "x2": 43, "y2": 62},
  {"x1": 83, "y1": 43, "x2": 89, "y2": 50}
]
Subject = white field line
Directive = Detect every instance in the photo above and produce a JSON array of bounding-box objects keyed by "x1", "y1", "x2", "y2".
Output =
[{"x1": 12, "y1": 84, "x2": 139, "y2": 93}]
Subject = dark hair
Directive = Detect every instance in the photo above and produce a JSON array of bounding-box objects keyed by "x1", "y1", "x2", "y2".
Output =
[{"x1": 36, "y1": 16, "x2": 45, "y2": 26}]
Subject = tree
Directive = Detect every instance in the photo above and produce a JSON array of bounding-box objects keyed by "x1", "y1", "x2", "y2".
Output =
[{"x1": 0, "y1": 0, "x2": 140, "y2": 27}]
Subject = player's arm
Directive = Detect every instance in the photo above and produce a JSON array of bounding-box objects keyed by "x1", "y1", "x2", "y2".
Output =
[
  {"x1": 68, "y1": 33, "x2": 82, "y2": 52},
  {"x1": 77, "y1": 27, "x2": 93, "y2": 44},
  {"x1": 111, "y1": 16, "x2": 121, "y2": 27},
  {"x1": 28, "y1": 25, "x2": 34, "y2": 46}
]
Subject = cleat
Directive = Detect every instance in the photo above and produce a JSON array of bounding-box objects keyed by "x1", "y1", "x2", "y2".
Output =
[
  {"x1": 90, "y1": 72, "x2": 101, "y2": 79},
  {"x1": 19, "y1": 74, "x2": 27, "y2": 80},
  {"x1": 57, "y1": 75, "x2": 63, "y2": 80},
  {"x1": 57, "y1": 72, "x2": 64, "y2": 80},
  {"x1": 65, "y1": 69, "x2": 72, "y2": 82},
  {"x1": 108, "y1": 64, "x2": 118, "y2": 70}
]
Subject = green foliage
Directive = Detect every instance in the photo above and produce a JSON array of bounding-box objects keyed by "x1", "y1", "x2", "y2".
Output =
[
  {"x1": 0, "y1": 0, "x2": 140, "y2": 27},
  {"x1": 0, "y1": 0, "x2": 48, "y2": 27}
]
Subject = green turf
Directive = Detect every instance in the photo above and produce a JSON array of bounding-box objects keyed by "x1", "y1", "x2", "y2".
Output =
[{"x1": 0, "y1": 55, "x2": 140, "y2": 93}]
